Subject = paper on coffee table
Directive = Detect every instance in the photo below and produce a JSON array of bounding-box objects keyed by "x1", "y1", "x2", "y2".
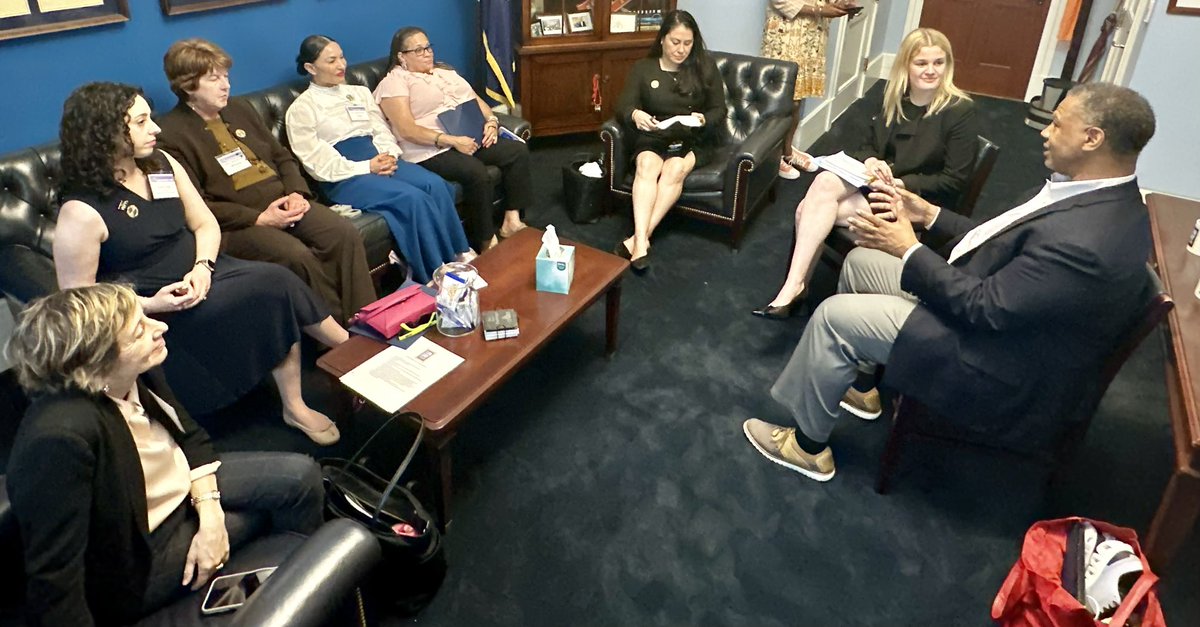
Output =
[{"x1": 339, "y1": 337, "x2": 463, "y2": 413}]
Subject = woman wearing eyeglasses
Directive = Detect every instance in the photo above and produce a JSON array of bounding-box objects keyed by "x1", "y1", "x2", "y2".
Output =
[
  {"x1": 286, "y1": 34, "x2": 470, "y2": 282},
  {"x1": 375, "y1": 26, "x2": 531, "y2": 253}
]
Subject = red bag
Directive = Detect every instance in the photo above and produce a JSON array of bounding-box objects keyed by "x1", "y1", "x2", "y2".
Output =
[
  {"x1": 992, "y1": 517, "x2": 1166, "y2": 627},
  {"x1": 348, "y1": 285, "x2": 436, "y2": 338}
]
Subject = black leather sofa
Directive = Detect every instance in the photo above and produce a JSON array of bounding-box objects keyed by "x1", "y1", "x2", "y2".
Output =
[
  {"x1": 0, "y1": 477, "x2": 382, "y2": 626},
  {"x1": 0, "y1": 57, "x2": 531, "y2": 312},
  {"x1": 600, "y1": 51, "x2": 798, "y2": 249}
]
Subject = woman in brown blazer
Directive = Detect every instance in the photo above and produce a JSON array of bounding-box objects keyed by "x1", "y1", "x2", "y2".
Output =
[{"x1": 158, "y1": 38, "x2": 375, "y2": 324}]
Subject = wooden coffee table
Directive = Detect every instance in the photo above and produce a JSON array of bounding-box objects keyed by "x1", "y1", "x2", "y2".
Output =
[{"x1": 317, "y1": 228, "x2": 628, "y2": 526}]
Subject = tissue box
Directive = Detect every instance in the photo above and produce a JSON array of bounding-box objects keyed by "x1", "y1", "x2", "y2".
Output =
[{"x1": 536, "y1": 244, "x2": 575, "y2": 294}]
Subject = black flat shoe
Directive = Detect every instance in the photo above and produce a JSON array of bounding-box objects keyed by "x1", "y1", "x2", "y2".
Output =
[
  {"x1": 751, "y1": 291, "x2": 808, "y2": 320},
  {"x1": 630, "y1": 251, "x2": 651, "y2": 274},
  {"x1": 613, "y1": 241, "x2": 633, "y2": 260}
]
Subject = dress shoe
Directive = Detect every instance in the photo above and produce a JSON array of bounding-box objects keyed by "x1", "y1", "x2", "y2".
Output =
[
  {"x1": 613, "y1": 241, "x2": 633, "y2": 260},
  {"x1": 283, "y1": 413, "x2": 341, "y2": 446},
  {"x1": 630, "y1": 250, "x2": 651, "y2": 274},
  {"x1": 751, "y1": 290, "x2": 808, "y2": 320},
  {"x1": 498, "y1": 222, "x2": 527, "y2": 239}
]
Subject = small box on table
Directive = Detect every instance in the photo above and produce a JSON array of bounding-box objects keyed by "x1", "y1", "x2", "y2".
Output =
[{"x1": 536, "y1": 244, "x2": 575, "y2": 294}]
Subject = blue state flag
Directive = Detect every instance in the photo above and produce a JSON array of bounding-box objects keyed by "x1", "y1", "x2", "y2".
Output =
[{"x1": 481, "y1": 0, "x2": 517, "y2": 111}]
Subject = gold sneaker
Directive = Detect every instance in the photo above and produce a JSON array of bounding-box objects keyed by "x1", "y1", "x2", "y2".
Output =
[
  {"x1": 840, "y1": 387, "x2": 881, "y2": 420},
  {"x1": 742, "y1": 419, "x2": 835, "y2": 482}
]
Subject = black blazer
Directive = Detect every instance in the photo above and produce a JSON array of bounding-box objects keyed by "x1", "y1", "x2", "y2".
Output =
[
  {"x1": 882, "y1": 180, "x2": 1151, "y2": 448},
  {"x1": 850, "y1": 97, "x2": 978, "y2": 210},
  {"x1": 6, "y1": 368, "x2": 217, "y2": 626}
]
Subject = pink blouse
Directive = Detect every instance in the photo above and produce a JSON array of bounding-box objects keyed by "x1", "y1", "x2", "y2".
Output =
[{"x1": 374, "y1": 66, "x2": 479, "y2": 163}]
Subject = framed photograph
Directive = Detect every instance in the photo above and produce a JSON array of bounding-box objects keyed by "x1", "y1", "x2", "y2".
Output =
[
  {"x1": 0, "y1": 0, "x2": 128, "y2": 42},
  {"x1": 538, "y1": 14, "x2": 563, "y2": 36},
  {"x1": 1167, "y1": 0, "x2": 1200, "y2": 15},
  {"x1": 160, "y1": 0, "x2": 272, "y2": 16},
  {"x1": 530, "y1": 21, "x2": 543, "y2": 37},
  {"x1": 567, "y1": 11, "x2": 592, "y2": 33}
]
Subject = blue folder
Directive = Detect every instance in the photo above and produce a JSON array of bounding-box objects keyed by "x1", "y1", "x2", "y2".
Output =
[{"x1": 437, "y1": 101, "x2": 487, "y2": 145}]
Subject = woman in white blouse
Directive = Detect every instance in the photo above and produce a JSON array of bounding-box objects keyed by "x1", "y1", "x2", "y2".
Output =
[{"x1": 286, "y1": 35, "x2": 470, "y2": 282}]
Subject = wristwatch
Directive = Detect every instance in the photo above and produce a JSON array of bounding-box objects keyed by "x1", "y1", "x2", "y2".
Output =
[{"x1": 194, "y1": 258, "x2": 216, "y2": 272}]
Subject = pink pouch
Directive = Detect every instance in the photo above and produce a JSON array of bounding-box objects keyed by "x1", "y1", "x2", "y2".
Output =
[{"x1": 348, "y1": 285, "x2": 436, "y2": 338}]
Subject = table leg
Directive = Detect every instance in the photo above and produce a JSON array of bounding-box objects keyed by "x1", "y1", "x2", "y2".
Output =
[
  {"x1": 425, "y1": 431, "x2": 455, "y2": 532},
  {"x1": 1144, "y1": 467, "x2": 1200, "y2": 572},
  {"x1": 605, "y1": 280, "x2": 622, "y2": 357}
]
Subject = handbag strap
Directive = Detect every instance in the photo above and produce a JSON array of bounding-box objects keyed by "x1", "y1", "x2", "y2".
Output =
[
  {"x1": 326, "y1": 410, "x2": 426, "y2": 524},
  {"x1": 1106, "y1": 570, "x2": 1158, "y2": 627}
]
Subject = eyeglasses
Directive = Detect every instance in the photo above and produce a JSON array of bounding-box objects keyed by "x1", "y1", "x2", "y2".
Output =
[
  {"x1": 396, "y1": 312, "x2": 439, "y2": 340},
  {"x1": 401, "y1": 44, "x2": 434, "y2": 56}
]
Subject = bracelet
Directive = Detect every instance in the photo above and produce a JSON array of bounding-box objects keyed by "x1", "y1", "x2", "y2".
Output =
[
  {"x1": 190, "y1": 490, "x2": 221, "y2": 506},
  {"x1": 434, "y1": 132, "x2": 443, "y2": 148}
]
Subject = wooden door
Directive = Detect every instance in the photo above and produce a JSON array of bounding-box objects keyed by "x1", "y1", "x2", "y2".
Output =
[
  {"x1": 520, "y1": 51, "x2": 603, "y2": 135},
  {"x1": 601, "y1": 47, "x2": 649, "y2": 120},
  {"x1": 920, "y1": 0, "x2": 1052, "y2": 99}
]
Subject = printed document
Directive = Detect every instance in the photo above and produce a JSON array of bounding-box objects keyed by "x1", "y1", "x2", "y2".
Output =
[
  {"x1": 339, "y1": 337, "x2": 463, "y2": 413},
  {"x1": 812, "y1": 151, "x2": 870, "y2": 188},
  {"x1": 655, "y1": 115, "x2": 703, "y2": 130}
]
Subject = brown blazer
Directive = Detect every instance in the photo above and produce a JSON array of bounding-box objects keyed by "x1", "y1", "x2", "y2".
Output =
[{"x1": 157, "y1": 100, "x2": 314, "y2": 231}]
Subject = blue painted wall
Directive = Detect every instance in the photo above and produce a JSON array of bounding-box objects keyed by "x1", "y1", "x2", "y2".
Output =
[
  {"x1": 679, "y1": 0, "x2": 767, "y2": 56},
  {"x1": 0, "y1": 0, "x2": 479, "y2": 153}
]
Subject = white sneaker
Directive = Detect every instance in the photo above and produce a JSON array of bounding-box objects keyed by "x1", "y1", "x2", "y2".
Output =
[
  {"x1": 778, "y1": 158, "x2": 801, "y2": 180},
  {"x1": 1084, "y1": 539, "x2": 1142, "y2": 618}
]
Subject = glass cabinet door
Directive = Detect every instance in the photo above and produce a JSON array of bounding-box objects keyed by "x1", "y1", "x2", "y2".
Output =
[
  {"x1": 530, "y1": 0, "x2": 596, "y2": 38},
  {"x1": 609, "y1": 0, "x2": 666, "y2": 34}
]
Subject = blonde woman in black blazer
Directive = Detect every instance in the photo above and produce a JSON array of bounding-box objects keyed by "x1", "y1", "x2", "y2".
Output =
[{"x1": 754, "y1": 28, "x2": 978, "y2": 319}]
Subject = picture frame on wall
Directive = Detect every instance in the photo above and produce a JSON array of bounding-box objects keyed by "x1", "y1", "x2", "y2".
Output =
[
  {"x1": 538, "y1": 14, "x2": 563, "y2": 35},
  {"x1": 567, "y1": 11, "x2": 592, "y2": 33},
  {"x1": 1167, "y1": 0, "x2": 1200, "y2": 15},
  {"x1": 0, "y1": 0, "x2": 129, "y2": 42},
  {"x1": 160, "y1": 0, "x2": 272, "y2": 16}
]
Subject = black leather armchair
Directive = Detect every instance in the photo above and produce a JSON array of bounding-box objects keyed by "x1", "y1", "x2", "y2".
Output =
[
  {"x1": 0, "y1": 57, "x2": 532, "y2": 310},
  {"x1": 600, "y1": 51, "x2": 798, "y2": 248},
  {"x1": 0, "y1": 478, "x2": 382, "y2": 626}
]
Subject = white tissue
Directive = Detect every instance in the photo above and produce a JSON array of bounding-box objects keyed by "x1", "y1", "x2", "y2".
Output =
[
  {"x1": 542, "y1": 225, "x2": 563, "y2": 261},
  {"x1": 578, "y1": 161, "x2": 603, "y2": 178}
]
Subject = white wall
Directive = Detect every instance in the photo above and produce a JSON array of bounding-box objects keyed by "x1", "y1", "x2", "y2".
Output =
[
  {"x1": 678, "y1": 0, "x2": 769, "y2": 55},
  {"x1": 1127, "y1": 3, "x2": 1200, "y2": 199}
]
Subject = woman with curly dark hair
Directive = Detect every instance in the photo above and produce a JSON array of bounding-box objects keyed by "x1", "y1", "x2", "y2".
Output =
[{"x1": 53, "y1": 82, "x2": 347, "y2": 445}]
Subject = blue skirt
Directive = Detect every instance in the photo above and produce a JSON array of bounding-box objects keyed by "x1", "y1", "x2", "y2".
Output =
[{"x1": 323, "y1": 136, "x2": 468, "y2": 282}]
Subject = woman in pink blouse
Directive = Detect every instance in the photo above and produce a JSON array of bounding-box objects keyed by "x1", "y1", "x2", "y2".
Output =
[{"x1": 375, "y1": 26, "x2": 531, "y2": 252}]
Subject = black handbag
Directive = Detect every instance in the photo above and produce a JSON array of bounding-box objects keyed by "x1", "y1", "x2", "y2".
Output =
[{"x1": 321, "y1": 412, "x2": 446, "y2": 616}]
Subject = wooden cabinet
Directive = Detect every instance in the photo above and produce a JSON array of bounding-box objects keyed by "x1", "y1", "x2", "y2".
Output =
[{"x1": 518, "y1": 0, "x2": 676, "y2": 136}]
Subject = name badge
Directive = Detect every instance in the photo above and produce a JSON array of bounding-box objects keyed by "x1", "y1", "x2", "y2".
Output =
[
  {"x1": 346, "y1": 104, "x2": 369, "y2": 121},
  {"x1": 215, "y1": 148, "x2": 253, "y2": 176},
  {"x1": 147, "y1": 173, "x2": 179, "y2": 199}
]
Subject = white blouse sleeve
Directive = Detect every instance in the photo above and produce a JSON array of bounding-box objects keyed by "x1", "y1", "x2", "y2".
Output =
[
  {"x1": 285, "y1": 91, "x2": 372, "y2": 183},
  {"x1": 365, "y1": 89, "x2": 403, "y2": 157}
]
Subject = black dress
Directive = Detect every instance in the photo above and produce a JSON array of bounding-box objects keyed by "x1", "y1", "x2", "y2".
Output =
[
  {"x1": 68, "y1": 165, "x2": 328, "y2": 415},
  {"x1": 615, "y1": 57, "x2": 727, "y2": 168}
]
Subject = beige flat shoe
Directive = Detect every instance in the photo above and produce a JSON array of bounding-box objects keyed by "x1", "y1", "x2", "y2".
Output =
[
  {"x1": 498, "y1": 222, "x2": 528, "y2": 239},
  {"x1": 283, "y1": 412, "x2": 340, "y2": 446}
]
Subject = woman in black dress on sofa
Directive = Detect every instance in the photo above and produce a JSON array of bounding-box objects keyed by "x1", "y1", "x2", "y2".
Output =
[
  {"x1": 52, "y1": 82, "x2": 346, "y2": 445},
  {"x1": 613, "y1": 10, "x2": 725, "y2": 272},
  {"x1": 5, "y1": 284, "x2": 324, "y2": 625}
]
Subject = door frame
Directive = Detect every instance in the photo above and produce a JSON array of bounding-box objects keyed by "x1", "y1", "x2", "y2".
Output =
[{"x1": 903, "y1": 0, "x2": 1073, "y2": 101}]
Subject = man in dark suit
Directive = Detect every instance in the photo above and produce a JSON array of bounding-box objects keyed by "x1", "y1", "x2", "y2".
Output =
[{"x1": 743, "y1": 83, "x2": 1157, "y2": 482}]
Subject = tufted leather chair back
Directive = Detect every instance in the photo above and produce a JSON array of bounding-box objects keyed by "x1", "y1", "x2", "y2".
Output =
[
  {"x1": 711, "y1": 51, "x2": 798, "y2": 145},
  {"x1": 0, "y1": 143, "x2": 62, "y2": 303}
]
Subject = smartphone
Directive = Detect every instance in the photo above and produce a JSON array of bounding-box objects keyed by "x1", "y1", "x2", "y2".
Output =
[
  {"x1": 200, "y1": 567, "x2": 276, "y2": 615},
  {"x1": 845, "y1": 5, "x2": 865, "y2": 17}
]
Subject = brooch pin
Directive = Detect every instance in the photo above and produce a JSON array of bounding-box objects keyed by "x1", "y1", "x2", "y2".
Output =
[
  {"x1": 650, "y1": 79, "x2": 660, "y2": 89},
  {"x1": 234, "y1": 129, "x2": 246, "y2": 139},
  {"x1": 118, "y1": 199, "x2": 139, "y2": 218}
]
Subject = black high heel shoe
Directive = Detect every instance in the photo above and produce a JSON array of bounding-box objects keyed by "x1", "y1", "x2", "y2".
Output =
[
  {"x1": 751, "y1": 290, "x2": 808, "y2": 320},
  {"x1": 613, "y1": 241, "x2": 633, "y2": 260},
  {"x1": 630, "y1": 250, "x2": 651, "y2": 274}
]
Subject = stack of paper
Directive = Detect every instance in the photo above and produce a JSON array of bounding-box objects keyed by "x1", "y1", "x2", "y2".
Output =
[
  {"x1": 655, "y1": 115, "x2": 703, "y2": 130},
  {"x1": 812, "y1": 151, "x2": 870, "y2": 188},
  {"x1": 339, "y1": 337, "x2": 463, "y2": 413}
]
